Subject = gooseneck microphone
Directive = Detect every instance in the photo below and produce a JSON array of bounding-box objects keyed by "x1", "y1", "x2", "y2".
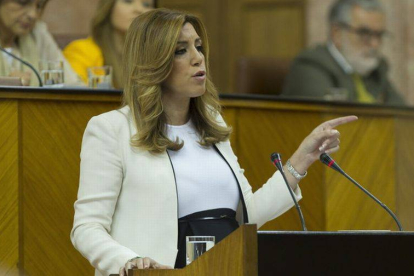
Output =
[
  {"x1": 320, "y1": 153, "x2": 403, "y2": 231},
  {"x1": 270, "y1": 153, "x2": 307, "y2": 231},
  {"x1": 0, "y1": 46, "x2": 43, "y2": 87}
]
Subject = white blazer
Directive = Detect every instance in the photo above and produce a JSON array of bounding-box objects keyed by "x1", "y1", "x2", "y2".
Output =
[{"x1": 71, "y1": 106, "x2": 302, "y2": 276}]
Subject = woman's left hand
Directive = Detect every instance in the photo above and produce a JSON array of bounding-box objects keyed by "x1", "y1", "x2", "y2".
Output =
[{"x1": 289, "y1": 115, "x2": 358, "y2": 174}]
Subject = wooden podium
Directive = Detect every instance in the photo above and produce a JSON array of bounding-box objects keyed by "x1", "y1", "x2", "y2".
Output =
[
  {"x1": 127, "y1": 224, "x2": 258, "y2": 276},
  {"x1": 120, "y1": 225, "x2": 414, "y2": 276}
]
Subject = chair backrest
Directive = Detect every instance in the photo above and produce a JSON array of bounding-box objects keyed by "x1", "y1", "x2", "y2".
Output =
[{"x1": 235, "y1": 57, "x2": 291, "y2": 95}]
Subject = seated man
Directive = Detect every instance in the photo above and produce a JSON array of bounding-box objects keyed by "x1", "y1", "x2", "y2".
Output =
[{"x1": 282, "y1": 0, "x2": 405, "y2": 105}]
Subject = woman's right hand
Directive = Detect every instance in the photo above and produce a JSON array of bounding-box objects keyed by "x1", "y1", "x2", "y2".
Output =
[{"x1": 119, "y1": 257, "x2": 172, "y2": 276}]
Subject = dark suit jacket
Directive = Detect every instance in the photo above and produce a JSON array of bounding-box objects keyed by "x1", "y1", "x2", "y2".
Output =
[{"x1": 282, "y1": 44, "x2": 405, "y2": 105}]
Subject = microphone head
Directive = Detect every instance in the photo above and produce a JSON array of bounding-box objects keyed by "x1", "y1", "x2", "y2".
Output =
[
  {"x1": 270, "y1": 152, "x2": 281, "y2": 163},
  {"x1": 319, "y1": 153, "x2": 342, "y2": 173},
  {"x1": 270, "y1": 152, "x2": 283, "y2": 170},
  {"x1": 320, "y1": 153, "x2": 332, "y2": 164}
]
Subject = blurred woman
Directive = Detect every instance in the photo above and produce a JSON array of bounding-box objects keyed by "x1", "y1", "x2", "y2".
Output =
[
  {"x1": 63, "y1": 0, "x2": 155, "y2": 89},
  {"x1": 0, "y1": 0, "x2": 79, "y2": 86},
  {"x1": 71, "y1": 8, "x2": 357, "y2": 276}
]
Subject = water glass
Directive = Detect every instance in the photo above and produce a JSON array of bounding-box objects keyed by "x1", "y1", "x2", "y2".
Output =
[
  {"x1": 39, "y1": 60, "x2": 64, "y2": 87},
  {"x1": 186, "y1": 236, "x2": 215, "y2": 265},
  {"x1": 88, "y1": 66, "x2": 113, "y2": 89}
]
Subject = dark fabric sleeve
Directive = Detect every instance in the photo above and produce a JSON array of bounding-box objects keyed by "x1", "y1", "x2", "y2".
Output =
[
  {"x1": 282, "y1": 60, "x2": 336, "y2": 99},
  {"x1": 384, "y1": 79, "x2": 406, "y2": 105}
]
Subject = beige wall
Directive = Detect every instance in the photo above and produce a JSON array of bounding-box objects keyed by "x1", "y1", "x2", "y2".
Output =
[{"x1": 307, "y1": 0, "x2": 414, "y2": 105}]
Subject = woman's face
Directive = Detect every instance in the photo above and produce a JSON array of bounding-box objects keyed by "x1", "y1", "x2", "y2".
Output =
[
  {"x1": 111, "y1": 0, "x2": 154, "y2": 33},
  {"x1": 162, "y1": 23, "x2": 206, "y2": 101},
  {"x1": 0, "y1": 0, "x2": 46, "y2": 37}
]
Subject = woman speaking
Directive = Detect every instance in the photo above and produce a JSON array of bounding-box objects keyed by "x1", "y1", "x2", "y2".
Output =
[{"x1": 70, "y1": 8, "x2": 357, "y2": 276}]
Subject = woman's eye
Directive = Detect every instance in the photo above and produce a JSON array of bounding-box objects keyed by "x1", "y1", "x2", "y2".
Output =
[
  {"x1": 196, "y1": 45, "x2": 203, "y2": 52},
  {"x1": 175, "y1": 49, "x2": 186, "y2": 55}
]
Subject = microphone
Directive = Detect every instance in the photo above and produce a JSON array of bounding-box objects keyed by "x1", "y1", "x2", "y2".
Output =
[
  {"x1": 0, "y1": 46, "x2": 43, "y2": 87},
  {"x1": 320, "y1": 153, "x2": 403, "y2": 231},
  {"x1": 270, "y1": 153, "x2": 307, "y2": 231}
]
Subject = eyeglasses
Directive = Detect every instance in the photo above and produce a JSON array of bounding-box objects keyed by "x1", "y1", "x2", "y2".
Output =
[{"x1": 339, "y1": 23, "x2": 389, "y2": 43}]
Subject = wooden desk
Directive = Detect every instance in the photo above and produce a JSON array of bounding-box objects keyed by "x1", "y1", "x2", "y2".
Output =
[{"x1": 1, "y1": 88, "x2": 413, "y2": 275}]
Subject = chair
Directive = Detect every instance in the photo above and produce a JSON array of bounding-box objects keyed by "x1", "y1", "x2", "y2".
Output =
[{"x1": 235, "y1": 57, "x2": 291, "y2": 95}]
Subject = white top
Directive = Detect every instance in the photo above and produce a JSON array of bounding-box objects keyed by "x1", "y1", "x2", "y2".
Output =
[{"x1": 166, "y1": 120, "x2": 240, "y2": 218}]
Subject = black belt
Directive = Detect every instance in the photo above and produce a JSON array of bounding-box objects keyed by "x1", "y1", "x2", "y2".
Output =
[{"x1": 178, "y1": 214, "x2": 231, "y2": 223}]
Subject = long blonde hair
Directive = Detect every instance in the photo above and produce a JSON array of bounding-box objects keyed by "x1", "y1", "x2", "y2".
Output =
[
  {"x1": 91, "y1": 0, "x2": 123, "y2": 88},
  {"x1": 123, "y1": 8, "x2": 231, "y2": 153}
]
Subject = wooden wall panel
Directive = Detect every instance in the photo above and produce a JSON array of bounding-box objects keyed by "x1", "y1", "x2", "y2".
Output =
[
  {"x1": 158, "y1": 0, "x2": 205, "y2": 21},
  {"x1": 235, "y1": 109, "x2": 325, "y2": 230},
  {"x1": 0, "y1": 101, "x2": 19, "y2": 275},
  {"x1": 324, "y1": 115, "x2": 397, "y2": 231},
  {"x1": 242, "y1": 4, "x2": 305, "y2": 57},
  {"x1": 395, "y1": 118, "x2": 414, "y2": 230},
  {"x1": 227, "y1": 0, "x2": 305, "y2": 93},
  {"x1": 21, "y1": 101, "x2": 119, "y2": 275}
]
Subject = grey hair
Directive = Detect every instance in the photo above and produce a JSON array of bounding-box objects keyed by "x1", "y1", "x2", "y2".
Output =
[{"x1": 329, "y1": 0, "x2": 384, "y2": 26}]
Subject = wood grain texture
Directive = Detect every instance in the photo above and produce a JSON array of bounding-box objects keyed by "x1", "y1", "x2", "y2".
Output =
[
  {"x1": 235, "y1": 109, "x2": 326, "y2": 230},
  {"x1": 323, "y1": 115, "x2": 397, "y2": 231},
  {"x1": 130, "y1": 224, "x2": 258, "y2": 276},
  {"x1": 227, "y1": 0, "x2": 305, "y2": 92},
  {"x1": 0, "y1": 101, "x2": 19, "y2": 275},
  {"x1": 395, "y1": 118, "x2": 414, "y2": 230},
  {"x1": 21, "y1": 100, "x2": 119, "y2": 275}
]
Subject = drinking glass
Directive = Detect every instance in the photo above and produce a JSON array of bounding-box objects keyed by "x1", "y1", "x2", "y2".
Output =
[
  {"x1": 39, "y1": 60, "x2": 64, "y2": 87},
  {"x1": 186, "y1": 236, "x2": 215, "y2": 265},
  {"x1": 87, "y1": 66, "x2": 113, "y2": 89}
]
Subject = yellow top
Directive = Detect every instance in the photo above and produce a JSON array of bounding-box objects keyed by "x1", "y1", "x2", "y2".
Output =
[
  {"x1": 352, "y1": 73, "x2": 376, "y2": 104},
  {"x1": 63, "y1": 37, "x2": 104, "y2": 84}
]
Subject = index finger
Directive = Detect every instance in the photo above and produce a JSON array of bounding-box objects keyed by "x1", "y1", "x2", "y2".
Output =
[{"x1": 320, "y1": 115, "x2": 358, "y2": 129}]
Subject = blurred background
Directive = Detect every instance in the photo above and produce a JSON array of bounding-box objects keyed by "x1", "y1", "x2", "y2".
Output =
[{"x1": 43, "y1": 0, "x2": 414, "y2": 104}]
